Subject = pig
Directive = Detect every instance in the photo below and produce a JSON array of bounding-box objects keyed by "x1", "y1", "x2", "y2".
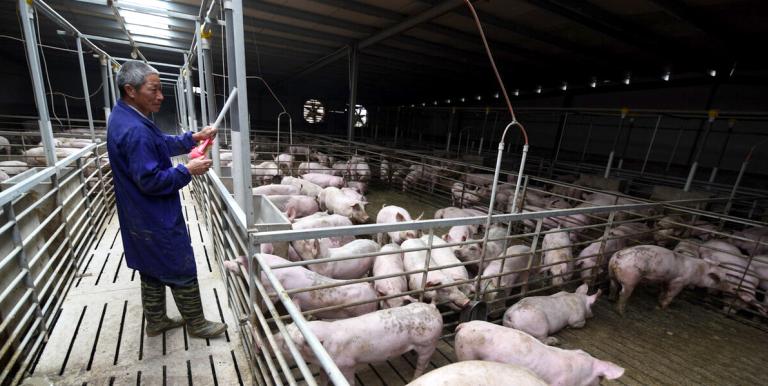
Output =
[
  {"x1": 480, "y1": 245, "x2": 535, "y2": 302},
  {"x1": 455, "y1": 321, "x2": 625, "y2": 386},
  {"x1": 575, "y1": 238, "x2": 625, "y2": 282},
  {"x1": 265, "y1": 195, "x2": 294, "y2": 210},
  {"x1": 0, "y1": 160, "x2": 29, "y2": 176},
  {"x1": 608, "y1": 245, "x2": 735, "y2": 315},
  {"x1": 541, "y1": 228, "x2": 573, "y2": 286},
  {"x1": 688, "y1": 219, "x2": 717, "y2": 241},
  {"x1": 252, "y1": 184, "x2": 300, "y2": 196},
  {"x1": 309, "y1": 150, "x2": 330, "y2": 165},
  {"x1": 0, "y1": 169, "x2": 9, "y2": 182},
  {"x1": 444, "y1": 225, "x2": 472, "y2": 244},
  {"x1": 731, "y1": 226, "x2": 768, "y2": 256},
  {"x1": 284, "y1": 196, "x2": 320, "y2": 221},
  {"x1": 273, "y1": 302, "x2": 443, "y2": 385},
  {"x1": 298, "y1": 161, "x2": 334, "y2": 175},
  {"x1": 672, "y1": 238, "x2": 701, "y2": 258},
  {"x1": 318, "y1": 187, "x2": 370, "y2": 224},
  {"x1": 380, "y1": 159, "x2": 390, "y2": 182},
  {"x1": 340, "y1": 187, "x2": 366, "y2": 203},
  {"x1": 23, "y1": 147, "x2": 93, "y2": 166},
  {"x1": 698, "y1": 240, "x2": 767, "y2": 315},
  {"x1": 345, "y1": 180, "x2": 368, "y2": 194},
  {"x1": 250, "y1": 254, "x2": 377, "y2": 319},
  {"x1": 463, "y1": 173, "x2": 494, "y2": 187},
  {"x1": 332, "y1": 161, "x2": 350, "y2": 177},
  {"x1": 0, "y1": 136, "x2": 9, "y2": 155},
  {"x1": 373, "y1": 244, "x2": 415, "y2": 309},
  {"x1": 453, "y1": 225, "x2": 508, "y2": 271},
  {"x1": 301, "y1": 173, "x2": 344, "y2": 188},
  {"x1": 376, "y1": 205, "x2": 422, "y2": 244},
  {"x1": 654, "y1": 215, "x2": 686, "y2": 246},
  {"x1": 287, "y1": 145, "x2": 310, "y2": 159},
  {"x1": 296, "y1": 239, "x2": 379, "y2": 279},
  {"x1": 503, "y1": 283, "x2": 601, "y2": 345},
  {"x1": 292, "y1": 214, "x2": 355, "y2": 248},
  {"x1": 281, "y1": 176, "x2": 323, "y2": 197},
  {"x1": 450, "y1": 182, "x2": 482, "y2": 207},
  {"x1": 434, "y1": 206, "x2": 480, "y2": 236},
  {"x1": 421, "y1": 235, "x2": 472, "y2": 295},
  {"x1": 401, "y1": 238, "x2": 470, "y2": 310},
  {"x1": 251, "y1": 161, "x2": 279, "y2": 184},
  {"x1": 274, "y1": 153, "x2": 294, "y2": 175},
  {"x1": 408, "y1": 361, "x2": 547, "y2": 386}
]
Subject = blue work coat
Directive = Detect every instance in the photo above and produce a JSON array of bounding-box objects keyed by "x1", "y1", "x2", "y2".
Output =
[{"x1": 107, "y1": 100, "x2": 197, "y2": 280}]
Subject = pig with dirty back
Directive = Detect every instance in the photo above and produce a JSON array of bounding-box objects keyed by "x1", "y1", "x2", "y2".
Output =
[
  {"x1": 503, "y1": 283, "x2": 601, "y2": 345},
  {"x1": 401, "y1": 238, "x2": 470, "y2": 310},
  {"x1": 455, "y1": 321, "x2": 625, "y2": 386},
  {"x1": 609, "y1": 245, "x2": 735, "y2": 315},
  {"x1": 541, "y1": 228, "x2": 573, "y2": 286},
  {"x1": 376, "y1": 205, "x2": 422, "y2": 244}
]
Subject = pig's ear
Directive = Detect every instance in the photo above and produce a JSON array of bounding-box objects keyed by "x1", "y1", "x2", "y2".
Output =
[
  {"x1": 286, "y1": 207, "x2": 296, "y2": 221},
  {"x1": 312, "y1": 239, "x2": 321, "y2": 255},
  {"x1": 425, "y1": 280, "x2": 442, "y2": 288},
  {"x1": 461, "y1": 235, "x2": 467, "y2": 242},
  {"x1": 575, "y1": 283, "x2": 589, "y2": 295},
  {"x1": 589, "y1": 289, "x2": 602, "y2": 305},
  {"x1": 395, "y1": 213, "x2": 405, "y2": 222},
  {"x1": 352, "y1": 203, "x2": 363, "y2": 211},
  {"x1": 441, "y1": 234, "x2": 449, "y2": 241},
  {"x1": 596, "y1": 360, "x2": 625, "y2": 380}
]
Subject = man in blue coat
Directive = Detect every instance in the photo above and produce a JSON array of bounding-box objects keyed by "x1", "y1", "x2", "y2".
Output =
[{"x1": 107, "y1": 60, "x2": 226, "y2": 338}]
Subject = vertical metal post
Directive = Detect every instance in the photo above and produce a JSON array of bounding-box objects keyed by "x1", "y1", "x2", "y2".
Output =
[
  {"x1": 724, "y1": 159, "x2": 748, "y2": 215},
  {"x1": 225, "y1": 0, "x2": 254, "y2": 225},
  {"x1": 709, "y1": 118, "x2": 735, "y2": 183},
  {"x1": 640, "y1": 115, "x2": 662, "y2": 175},
  {"x1": 183, "y1": 54, "x2": 198, "y2": 131},
  {"x1": 196, "y1": 22, "x2": 208, "y2": 130},
  {"x1": 521, "y1": 219, "x2": 543, "y2": 297},
  {"x1": 665, "y1": 123, "x2": 685, "y2": 172},
  {"x1": 684, "y1": 110, "x2": 717, "y2": 191},
  {"x1": 347, "y1": 44, "x2": 359, "y2": 143},
  {"x1": 488, "y1": 111, "x2": 499, "y2": 151},
  {"x1": 478, "y1": 107, "x2": 489, "y2": 155},
  {"x1": 76, "y1": 37, "x2": 96, "y2": 142},
  {"x1": 202, "y1": 27, "x2": 220, "y2": 173},
  {"x1": 551, "y1": 112, "x2": 569, "y2": 176},
  {"x1": 580, "y1": 117, "x2": 593, "y2": 163},
  {"x1": 393, "y1": 106, "x2": 401, "y2": 146},
  {"x1": 19, "y1": 0, "x2": 56, "y2": 166},
  {"x1": 604, "y1": 108, "x2": 628, "y2": 178},
  {"x1": 445, "y1": 107, "x2": 455, "y2": 152},
  {"x1": 108, "y1": 61, "x2": 118, "y2": 106},
  {"x1": 99, "y1": 55, "x2": 111, "y2": 121},
  {"x1": 617, "y1": 117, "x2": 636, "y2": 170},
  {"x1": 177, "y1": 76, "x2": 188, "y2": 131}
]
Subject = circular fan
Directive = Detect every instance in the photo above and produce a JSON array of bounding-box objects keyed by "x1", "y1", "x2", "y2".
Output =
[
  {"x1": 353, "y1": 104, "x2": 368, "y2": 127},
  {"x1": 303, "y1": 99, "x2": 325, "y2": 123}
]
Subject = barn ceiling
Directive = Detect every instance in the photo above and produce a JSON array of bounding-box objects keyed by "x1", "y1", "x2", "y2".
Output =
[{"x1": 1, "y1": 0, "x2": 767, "y2": 105}]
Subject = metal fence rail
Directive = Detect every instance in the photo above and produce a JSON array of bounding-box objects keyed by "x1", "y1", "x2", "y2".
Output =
[{"x1": 0, "y1": 142, "x2": 112, "y2": 384}]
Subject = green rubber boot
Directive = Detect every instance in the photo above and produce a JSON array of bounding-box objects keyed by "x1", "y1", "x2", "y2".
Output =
[
  {"x1": 140, "y1": 278, "x2": 184, "y2": 337},
  {"x1": 170, "y1": 280, "x2": 227, "y2": 338}
]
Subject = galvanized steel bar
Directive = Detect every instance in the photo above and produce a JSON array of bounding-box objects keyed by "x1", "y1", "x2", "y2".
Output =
[
  {"x1": 640, "y1": 115, "x2": 662, "y2": 175},
  {"x1": 75, "y1": 37, "x2": 96, "y2": 141}
]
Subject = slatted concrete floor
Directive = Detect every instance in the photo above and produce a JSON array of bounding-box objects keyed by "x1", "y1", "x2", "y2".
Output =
[{"x1": 24, "y1": 186, "x2": 251, "y2": 385}]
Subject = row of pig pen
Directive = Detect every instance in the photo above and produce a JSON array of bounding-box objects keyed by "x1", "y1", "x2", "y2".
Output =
[
  {"x1": 0, "y1": 140, "x2": 113, "y2": 384},
  {"x1": 194, "y1": 133, "x2": 768, "y2": 385}
]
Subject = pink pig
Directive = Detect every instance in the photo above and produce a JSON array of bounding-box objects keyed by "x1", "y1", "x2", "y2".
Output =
[
  {"x1": 301, "y1": 173, "x2": 345, "y2": 188},
  {"x1": 376, "y1": 205, "x2": 422, "y2": 244},
  {"x1": 455, "y1": 321, "x2": 625, "y2": 386}
]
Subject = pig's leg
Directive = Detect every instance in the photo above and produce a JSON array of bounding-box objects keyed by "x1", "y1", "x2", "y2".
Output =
[
  {"x1": 616, "y1": 281, "x2": 637, "y2": 316},
  {"x1": 609, "y1": 278, "x2": 619, "y2": 301},
  {"x1": 542, "y1": 336, "x2": 560, "y2": 345},
  {"x1": 659, "y1": 279, "x2": 685, "y2": 309},
  {"x1": 412, "y1": 344, "x2": 436, "y2": 380}
]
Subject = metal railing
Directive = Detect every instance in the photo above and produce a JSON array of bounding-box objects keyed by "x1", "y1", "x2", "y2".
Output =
[{"x1": 0, "y1": 142, "x2": 112, "y2": 384}]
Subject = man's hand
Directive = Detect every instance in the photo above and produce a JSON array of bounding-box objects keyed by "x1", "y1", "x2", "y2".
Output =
[
  {"x1": 185, "y1": 156, "x2": 213, "y2": 175},
  {"x1": 192, "y1": 125, "x2": 217, "y2": 142}
]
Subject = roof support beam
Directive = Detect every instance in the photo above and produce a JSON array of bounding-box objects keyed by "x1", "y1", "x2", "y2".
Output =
[{"x1": 289, "y1": 0, "x2": 472, "y2": 80}]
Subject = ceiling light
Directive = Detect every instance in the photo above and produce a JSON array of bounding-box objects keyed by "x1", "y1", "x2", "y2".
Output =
[
  {"x1": 121, "y1": 10, "x2": 171, "y2": 30},
  {"x1": 623, "y1": 73, "x2": 631, "y2": 85},
  {"x1": 421, "y1": 102, "x2": 426, "y2": 107},
  {"x1": 56, "y1": 29, "x2": 66, "y2": 36},
  {"x1": 433, "y1": 101, "x2": 438, "y2": 106},
  {"x1": 475, "y1": 95, "x2": 482, "y2": 101},
  {"x1": 662, "y1": 71, "x2": 670, "y2": 81},
  {"x1": 410, "y1": 104, "x2": 415, "y2": 108},
  {"x1": 126, "y1": 24, "x2": 172, "y2": 38},
  {"x1": 460, "y1": 97, "x2": 466, "y2": 103},
  {"x1": 494, "y1": 92, "x2": 499, "y2": 99},
  {"x1": 446, "y1": 99, "x2": 452, "y2": 104},
  {"x1": 535, "y1": 86, "x2": 542, "y2": 94},
  {"x1": 590, "y1": 77, "x2": 597, "y2": 88},
  {"x1": 514, "y1": 89, "x2": 519, "y2": 96},
  {"x1": 709, "y1": 69, "x2": 717, "y2": 77},
  {"x1": 120, "y1": 0, "x2": 171, "y2": 10},
  {"x1": 560, "y1": 82, "x2": 568, "y2": 91}
]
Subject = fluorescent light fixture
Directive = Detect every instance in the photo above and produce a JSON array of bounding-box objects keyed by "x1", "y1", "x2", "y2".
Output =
[
  {"x1": 446, "y1": 99, "x2": 452, "y2": 104},
  {"x1": 421, "y1": 102, "x2": 426, "y2": 107},
  {"x1": 433, "y1": 101, "x2": 438, "y2": 105},
  {"x1": 709, "y1": 69, "x2": 717, "y2": 77},
  {"x1": 121, "y1": 10, "x2": 171, "y2": 30},
  {"x1": 410, "y1": 104, "x2": 415, "y2": 108},
  {"x1": 475, "y1": 95, "x2": 482, "y2": 101},
  {"x1": 535, "y1": 86, "x2": 542, "y2": 94},
  {"x1": 561, "y1": 82, "x2": 568, "y2": 91},
  {"x1": 460, "y1": 97, "x2": 466, "y2": 103},
  {"x1": 590, "y1": 77, "x2": 597, "y2": 88},
  {"x1": 514, "y1": 89, "x2": 519, "y2": 96},
  {"x1": 623, "y1": 73, "x2": 631, "y2": 85},
  {"x1": 662, "y1": 71, "x2": 671, "y2": 81}
]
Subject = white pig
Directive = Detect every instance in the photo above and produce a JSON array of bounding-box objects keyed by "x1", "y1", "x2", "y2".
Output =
[
  {"x1": 301, "y1": 173, "x2": 345, "y2": 188},
  {"x1": 541, "y1": 228, "x2": 573, "y2": 286},
  {"x1": 283, "y1": 196, "x2": 320, "y2": 221},
  {"x1": 455, "y1": 321, "x2": 625, "y2": 386},
  {"x1": 281, "y1": 176, "x2": 323, "y2": 197},
  {"x1": 480, "y1": 245, "x2": 535, "y2": 302},
  {"x1": 401, "y1": 238, "x2": 470, "y2": 310},
  {"x1": 421, "y1": 235, "x2": 472, "y2": 295},
  {"x1": 407, "y1": 361, "x2": 547, "y2": 386},
  {"x1": 609, "y1": 245, "x2": 735, "y2": 315},
  {"x1": 346, "y1": 181, "x2": 368, "y2": 194},
  {"x1": 298, "y1": 161, "x2": 334, "y2": 175},
  {"x1": 273, "y1": 302, "x2": 442, "y2": 385},
  {"x1": 503, "y1": 283, "x2": 601, "y2": 345},
  {"x1": 318, "y1": 187, "x2": 370, "y2": 224},
  {"x1": 252, "y1": 184, "x2": 300, "y2": 196},
  {"x1": 297, "y1": 239, "x2": 378, "y2": 279},
  {"x1": 373, "y1": 244, "x2": 415, "y2": 309},
  {"x1": 453, "y1": 225, "x2": 508, "y2": 270},
  {"x1": 575, "y1": 238, "x2": 625, "y2": 282},
  {"x1": 376, "y1": 205, "x2": 421, "y2": 244},
  {"x1": 274, "y1": 153, "x2": 294, "y2": 176}
]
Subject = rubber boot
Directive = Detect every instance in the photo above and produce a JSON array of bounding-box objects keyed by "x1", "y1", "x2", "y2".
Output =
[
  {"x1": 141, "y1": 278, "x2": 184, "y2": 337},
  {"x1": 170, "y1": 280, "x2": 227, "y2": 338}
]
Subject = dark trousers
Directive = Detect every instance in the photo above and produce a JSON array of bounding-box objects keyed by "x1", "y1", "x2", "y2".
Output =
[{"x1": 139, "y1": 271, "x2": 197, "y2": 288}]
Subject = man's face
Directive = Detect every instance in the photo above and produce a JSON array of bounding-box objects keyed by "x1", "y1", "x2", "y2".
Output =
[{"x1": 126, "y1": 74, "x2": 163, "y2": 114}]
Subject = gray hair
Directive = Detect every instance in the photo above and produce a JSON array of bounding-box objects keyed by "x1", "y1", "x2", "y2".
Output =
[{"x1": 116, "y1": 60, "x2": 159, "y2": 97}]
